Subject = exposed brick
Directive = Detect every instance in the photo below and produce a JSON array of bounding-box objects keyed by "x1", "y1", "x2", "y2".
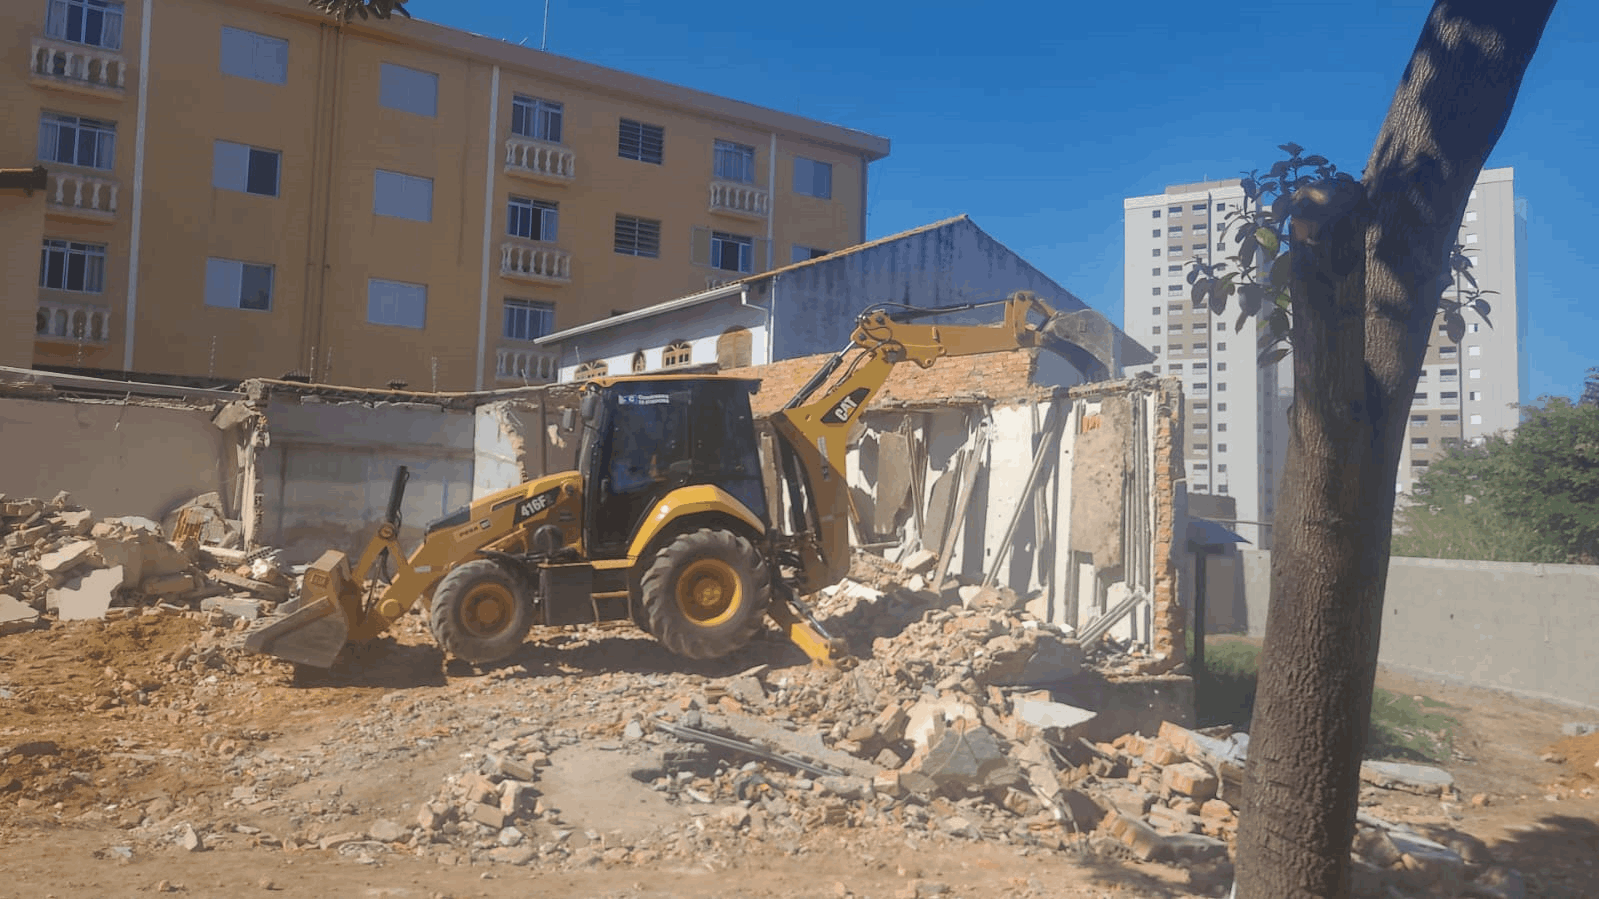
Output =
[{"x1": 1162, "y1": 762, "x2": 1218, "y2": 802}]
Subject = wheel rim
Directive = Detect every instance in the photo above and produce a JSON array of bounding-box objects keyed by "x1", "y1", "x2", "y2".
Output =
[
  {"x1": 675, "y1": 558, "x2": 741, "y2": 627},
  {"x1": 460, "y1": 582, "x2": 515, "y2": 637}
]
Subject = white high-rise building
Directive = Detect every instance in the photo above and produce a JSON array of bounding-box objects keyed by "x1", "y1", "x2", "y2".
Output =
[
  {"x1": 1398, "y1": 167, "x2": 1528, "y2": 493},
  {"x1": 1121, "y1": 168, "x2": 1524, "y2": 539},
  {"x1": 1122, "y1": 179, "x2": 1292, "y2": 549}
]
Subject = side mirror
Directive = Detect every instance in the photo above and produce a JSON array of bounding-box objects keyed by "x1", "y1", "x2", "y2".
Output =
[
  {"x1": 580, "y1": 390, "x2": 599, "y2": 423},
  {"x1": 559, "y1": 407, "x2": 576, "y2": 432}
]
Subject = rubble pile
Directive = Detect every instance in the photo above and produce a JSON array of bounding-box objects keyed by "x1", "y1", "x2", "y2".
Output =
[{"x1": 0, "y1": 492, "x2": 290, "y2": 635}]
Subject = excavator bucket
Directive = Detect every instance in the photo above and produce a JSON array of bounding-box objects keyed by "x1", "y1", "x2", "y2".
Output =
[{"x1": 242, "y1": 549, "x2": 355, "y2": 668}]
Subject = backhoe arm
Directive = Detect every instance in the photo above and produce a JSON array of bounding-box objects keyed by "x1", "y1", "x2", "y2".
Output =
[{"x1": 767, "y1": 291, "x2": 1078, "y2": 593}]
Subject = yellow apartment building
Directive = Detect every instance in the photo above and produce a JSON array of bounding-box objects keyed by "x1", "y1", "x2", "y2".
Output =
[{"x1": 2, "y1": 0, "x2": 890, "y2": 390}]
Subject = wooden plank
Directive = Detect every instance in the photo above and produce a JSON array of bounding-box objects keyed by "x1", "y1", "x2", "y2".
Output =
[{"x1": 931, "y1": 423, "x2": 990, "y2": 592}]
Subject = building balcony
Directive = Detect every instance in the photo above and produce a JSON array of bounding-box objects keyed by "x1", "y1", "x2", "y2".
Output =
[
  {"x1": 45, "y1": 172, "x2": 119, "y2": 222},
  {"x1": 495, "y1": 345, "x2": 558, "y2": 384},
  {"x1": 504, "y1": 137, "x2": 575, "y2": 184},
  {"x1": 708, "y1": 181, "x2": 769, "y2": 221},
  {"x1": 500, "y1": 240, "x2": 571, "y2": 285},
  {"x1": 36, "y1": 298, "x2": 112, "y2": 346},
  {"x1": 30, "y1": 37, "x2": 126, "y2": 99}
]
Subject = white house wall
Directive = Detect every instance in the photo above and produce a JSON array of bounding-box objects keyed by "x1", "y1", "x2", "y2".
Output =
[{"x1": 555, "y1": 298, "x2": 769, "y2": 381}]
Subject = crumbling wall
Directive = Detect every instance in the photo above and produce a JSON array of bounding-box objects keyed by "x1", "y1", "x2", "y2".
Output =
[
  {"x1": 253, "y1": 396, "x2": 475, "y2": 564},
  {"x1": 473, "y1": 387, "x2": 582, "y2": 497},
  {"x1": 0, "y1": 395, "x2": 237, "y2": 524}
]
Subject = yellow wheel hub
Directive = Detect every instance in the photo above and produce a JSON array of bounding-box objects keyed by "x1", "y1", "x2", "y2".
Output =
[
  {"x1": 676, "y1": 559, "x2": 741, "y2": 627},
  {"x1": 461, "y1": 583, "x2": 514, "y2": 637}
]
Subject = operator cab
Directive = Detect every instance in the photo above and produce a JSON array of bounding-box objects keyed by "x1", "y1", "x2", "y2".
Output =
[{"x1": 577, "y1": 376, "x2": 767, "y2": 559}]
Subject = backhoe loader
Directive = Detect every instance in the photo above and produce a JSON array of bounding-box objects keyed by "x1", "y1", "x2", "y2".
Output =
[{"x1": 244, "y1": 291, "x2": 1112, "y2": 669}]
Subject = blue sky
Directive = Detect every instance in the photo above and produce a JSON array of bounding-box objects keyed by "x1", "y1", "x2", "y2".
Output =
[{"x1": 425, "y1": 0, "x2": 1596, "y2": 402}]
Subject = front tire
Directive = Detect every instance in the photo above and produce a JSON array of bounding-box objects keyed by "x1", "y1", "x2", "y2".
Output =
[
  {"x1": 640, "y1": 528, "x2": 770, "y2": 660},
  {"x1": 429, "y1": 559, "x2": 534, "y2": 664}
]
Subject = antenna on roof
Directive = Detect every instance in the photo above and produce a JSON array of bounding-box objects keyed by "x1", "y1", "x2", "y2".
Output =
[{"x1": 541, "y1": 0, "x2": 550, "y2": 50}]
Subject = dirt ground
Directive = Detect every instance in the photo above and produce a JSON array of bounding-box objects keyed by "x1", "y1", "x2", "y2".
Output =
[{"x1": 2, "y1": 613, "x2": 1596, "y2": 899}]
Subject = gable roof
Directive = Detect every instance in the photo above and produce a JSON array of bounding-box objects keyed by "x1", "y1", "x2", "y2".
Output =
[{"x1": 534, "y1": 215, "x2": 972, "y2": 346}]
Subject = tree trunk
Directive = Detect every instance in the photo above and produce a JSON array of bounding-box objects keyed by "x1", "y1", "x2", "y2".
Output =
[{"x1": 1233, "y1": 3, "x2": 1555, "y2": 897}]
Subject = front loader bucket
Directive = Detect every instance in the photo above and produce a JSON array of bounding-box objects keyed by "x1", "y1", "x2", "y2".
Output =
[{"x1": 242, "y1": 549, "x2": 355, "y2": 668}]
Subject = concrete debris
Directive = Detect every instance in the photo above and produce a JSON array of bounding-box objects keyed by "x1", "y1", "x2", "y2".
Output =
[
  {"x1": 1359, "y1": 760, "x2": 1456, "y2": 796},
  {"x1": 2, "y1": 491, "x2": 280, "y2": 626},
  {"x1": 0, "y1": 593, "x2": 40, "y2": 635}
]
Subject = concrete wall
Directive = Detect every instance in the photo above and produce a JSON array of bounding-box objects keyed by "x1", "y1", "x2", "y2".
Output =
[
  {"x1": 0, "y1": 395, "x2": 235, "y2": 522},
  {"x1": 255, "y1": 397, "x2": 475, "y2": 563},
  {"x1": 1238, "y1": 549, "x2": 1599, "y2": 709}
]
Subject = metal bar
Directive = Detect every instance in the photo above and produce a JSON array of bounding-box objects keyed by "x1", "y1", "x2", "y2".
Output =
[{"x1": 653, "y1": 721, "x2": 846, "y2": 779}]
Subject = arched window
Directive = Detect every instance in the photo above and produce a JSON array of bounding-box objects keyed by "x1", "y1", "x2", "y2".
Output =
[
  {"x1": 716, "y1": 327, "x2": 752, "y2": 369},
  {"x1": 631, "y1": 351, "x2": 647, "y2": 373},
  {"x1": 574, "y1": 360, "x2": 608, "y2": 381},
  {"x1": 662, "y1": 340, "x2": 692, "y2": 368}
]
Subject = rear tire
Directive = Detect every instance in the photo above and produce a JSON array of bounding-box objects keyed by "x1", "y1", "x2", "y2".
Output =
[
  {"x1": 640, "y1": 528, "x2": 770, "y2": 660},
  {"x1": 429, "y1": 559, "x2": 534, "y2": 664}
]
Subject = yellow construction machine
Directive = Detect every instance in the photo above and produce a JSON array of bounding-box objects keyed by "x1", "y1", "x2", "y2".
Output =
[{"x1": 244, "y1": 291, "x2": 1111, "y2": 669}]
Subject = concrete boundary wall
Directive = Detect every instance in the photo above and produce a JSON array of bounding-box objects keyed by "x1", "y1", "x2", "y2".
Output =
[{"x1": 1240, "y1": 550, "x2": 1599, "y2": 710}]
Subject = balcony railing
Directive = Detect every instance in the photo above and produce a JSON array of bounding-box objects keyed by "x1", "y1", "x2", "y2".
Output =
[
  {"x1": 495, "y1": 346, "x2": 558, "y2": 383},
  {"x1": 504, "y1": 137, "x2": 575, "y2": 183},
  {"x1": 500, "y1": 241, "x2": 571, "y2": 284},
  {"x1": 46, "y1": 172, "x2": 119, "y2": 220},
  {"x1": 31, "y1": 37, "x2": 126, "y2": 94},
  {"x1": 36, "y1": 299, "x2": 112, "y2": 344},
  {"x1": 708, "y1": 181, "x2": 769, "y2": 220}
]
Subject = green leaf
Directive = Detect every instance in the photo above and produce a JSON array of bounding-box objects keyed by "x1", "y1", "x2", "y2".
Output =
[
  {"x1": 1445, "y1": 312, "x2": 1466, "y2": 345},
  {"x1": 1303, "y1": 155, "x2": 1328, "y2": 167},
  {"x1": 1268, "y1": 249, "x2": 1295, "y2": 290},
  {"x1": 1259, "y1": 345, "x2": 1291, "y2": 367},
  {"x1": 1270, "y1": 192, "x2": 1292, "y2": 223},
  {"x1": 1191, "y1": 278, "x2": 1210, "y2": 309},
  {"x1": 1238, "y1": 283, "x2": 1264, "y2": 318},
  {"x1": 1238, "y1": 231, "x2": 1260, "y2": 268},
  {"x1": 1255, "y1": 226, "x2": 1280, "y2": 258},
  {"x1": 1274, "y1": 288, "x2": 1292, "y2": 310},
  {"x1": 1279, "y1": 142, "x2": 1304, "y2": 158},
  {"x1": 1186, "y1": 266, "x2": 1201, "y2": 286}
]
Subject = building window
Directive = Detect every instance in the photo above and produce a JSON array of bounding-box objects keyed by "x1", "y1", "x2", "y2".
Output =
[
  {"x1": 631, "y1": 351, "x2": 647, "y2": 373},
  {"x1": 1150, "y1": 229, "x2": 1161, "y2": 238},
  {"x1": 1150, "y1": 325, "x2": 1161, "y2": 335},
  {"x1": 38, "y1": 112, "x2": 114, "y2": 170},
  {"x1": 794, "y1": 157, "x2": 832, "y2": 199},
  {"x1": 1216, "y1": 403, "x2": 1226, "y2": 412},
  {"x1": 379, "y1": 63, "x2": 438, "y2": 117},
  {"x1": 373, "y1": 170, "x2": 432, "y2": 222},
  {"x1": 574, "y1": 360, "x2": 608, "y2": 381},
  {"x1": 614, "y1": 215, "x2": 661, "y2": 258},
  {"x1": 1193, "y1": 402, "x2": 1208, "y2": 412},
  {"x1": 1216, "y1": 362, "x2": 1227, "y2": 371},
  {"x1": 1467, "y1": 345, "x2": 1481, "y2": 356},
  {"x1": 220, "y1": 27, "x2": 287, "y2": 84},
  {"x1": 1215, "y1": 382, "x2": 1226, "y2": 392},
  {"x1": 1470, "y1": 189, "x2": 1478, "y2": 200},
  {"x1": 1192, "y1": 321, "x2": 1209, "y2": 332},
  {"x1": 1193, "y1": 443, "x2": 1209, "y2": 452},
  {"x1": 1168, "y1": 343, "x2": 1182, "y2": 352},
  {"x1": 1216, "y1": 422, "x2": 1227, "y2": 432},
  {"x1": 717, "y1": 327, "x2": 753, "y2": 368},
  {"x1": 1191, "y1": 342, "x2": 1205, "y2": 350},
  {"x1": 367, "y1": 278, "x2": 427, "y2": 329},
  {"x1": 1166, "y1": 265, "x2": 1182, "y2": 274},
  {"x1": 1192, "y1": 362, "x2": 1207, "y2": 370},
  {"x1": 1167, "y1": 226, "x2": 1182, "y2": 236},
  {"x1": 46, "y1": 0, "x2": 123, "y2": 49},
  {"x1": 1167, "y1": 303, "x2": 1182, "y2": 313},
  {"x1": 1216, "y1": 203, "x2": 1226, "y2": 211},
  {"x1": 1192, "y1": 243, "x2": 1206, "y2": 250},
  {"x1": 710, "y1": 231, "x2": 754, "y2": 273},
  {"x1": 212, "y1": 140, "x2": 280, "y2": 196},
  {"x1": 507, "y1": 196, "x2": 558, "y2": 242},
  {"x1": 1216, "y1": 443, "x2": 1227, "y2": 453},
  {"x1": 511, "y1": 95, "x2": 562, "y2": 142},
  {"x1": 662, "y1": 340, "x2": 692, "y2": 367},
  {"x1": 1411, "y1": 459, "x2": 1429, "y2": 468},
  {"x1": 1470, "y1": 413, "x2": 1482, "y2": 425},
  {"x1": 39, "y1": 239, "x2": 105, "y2": 293},
  {"x1": 1217, "y1": 484, "x2": 1229, "y2": 494},
  {"x1": 1441, "y1": 413, "x2": 1459, "y2": 423},
  {"x1": 1469, "y1": 390, "x2": 1482, "y2": 401},
  {"x1": 1192, "y1": 223, "x2": 1206, "y2": 233},
  {"x1": 1151, "y1": 288, "x2": 1161, "y2": 296},
  {"x1": 1465, "y1": 210, "x2": 1478, "y2": 222},
  {"x1": 204, "y1": 257, "x2": 273, "y2": 311},
  {"x1": 1464, "y1": 233, "x2": 1478, "y2": 244},
  {"x1": 792, "y1": 245, "x2": 828, "y2": 264},
  {"x1": 1151, "y1": 267, "x2": 1161, "y2": 275},
  {"x1": 1167, "y1": 285, "x2": 1183, "y2": 295},
  {"x1": 1194, "y1": 462, "x2": 1209, "y2": 471},
  {"x1": 503, "y1": 298, "x2": 553, "y2": 342},
  {"x1": 1441, "y1": 391, "x2": 1459, "y2": 401},
  {"x1": 1468, "y1": 368, "x2": 1481, "y2": 379},
  {"x1": 1414, "y1": 392, "x2": 1428, "y2": 401},
  {"x1": 714, "y1": 140, "x2": 756, "y2": 183},
  {"x1": 1168, "y1": 205, "x2": 1181, "y2": 214},
  {"x1": 1152, "y1": 249, "x2": 1161, "y2": 257},
  {"x1": 618, "y1": 119, "x2": 665, "y2": 164},
  {"x1": 1170, "y1": 363, "x2": 1184, "y2": 373},
  {"x1": 1410, "y1": 414, "x2": 1428, "y2": 426},
  {"x1": 1150, "y1": 306, "x2": 1160, "y2": 316},
  {"x1": 1216, "y1": 342, "x2": 1226, "y2": 351},
  {"x1": 1468, "y1": 322, "x2": 1480, "y2": 333},
  {"x1": 1440, "y1": 368, "x2": 1458, "y2": 379},
  {"x1": 1193, "y1": 423, "x2": 1207, "y2": 433},
  {"x1": 1412, "y1": 437, "x2": 1429, "y2": 448},
  {"x1": 1439, "y1": 346, "x2": 1458, "y2": 359},
  {"x1": 1151, "y1": 209, "x2": 1161, "y2": 218}
]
